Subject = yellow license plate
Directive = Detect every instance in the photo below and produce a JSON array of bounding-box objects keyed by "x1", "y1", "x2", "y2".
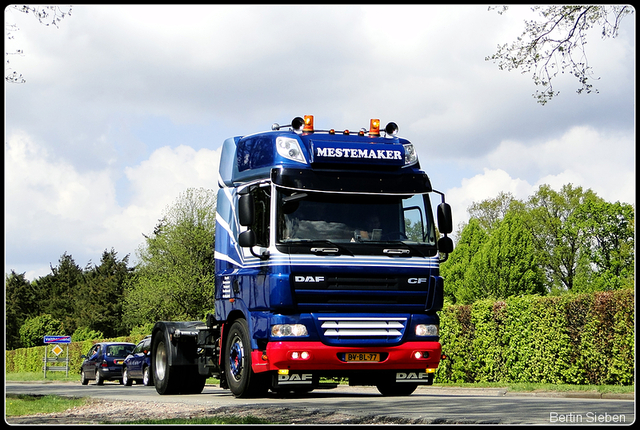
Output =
[{"x1": 345, "y1": 353, "x2": 380, "y2": 362}]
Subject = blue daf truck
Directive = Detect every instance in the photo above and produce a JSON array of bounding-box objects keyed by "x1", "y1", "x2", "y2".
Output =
[{"x1": 151, "y1": 115, "x2": 454, "y2": 397}]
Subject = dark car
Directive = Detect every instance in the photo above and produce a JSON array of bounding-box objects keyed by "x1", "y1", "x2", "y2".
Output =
[
  {"x1": 80, "y1": 342, "x2": 135, "y2": 385},
  {"x1": 122, "y1": 336, "x2": 153, "y2": 386}
]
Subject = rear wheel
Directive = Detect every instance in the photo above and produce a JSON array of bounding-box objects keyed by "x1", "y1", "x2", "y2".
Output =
[
  {"x1": 224, "y1": 319, "x2": 268, "y2": 398},
  {"x1": 152, "y1": 333, "x2": 180, "y2": 395}
]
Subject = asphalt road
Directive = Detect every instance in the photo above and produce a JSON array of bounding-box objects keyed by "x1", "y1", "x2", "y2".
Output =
[{"x1": 6, "y1": 381, "x2": 635, "y2": 425}]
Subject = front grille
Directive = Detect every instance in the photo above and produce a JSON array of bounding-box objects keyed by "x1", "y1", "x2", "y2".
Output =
[
  {"x1": 293, "y1": 274, "x2": 428, "y2": 311},
  {"x1": 317, "y1": 316, "x2": 407, "y2": 345}
]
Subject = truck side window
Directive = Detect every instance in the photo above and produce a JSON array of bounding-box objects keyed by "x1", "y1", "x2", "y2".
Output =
[{"x1": 251, "y1": 187, "x2": 270, "y2": 247}]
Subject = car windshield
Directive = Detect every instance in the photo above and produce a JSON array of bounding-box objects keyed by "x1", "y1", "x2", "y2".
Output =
[
  {"x1": 107, "y1": 345, "x2": 134, "y2": 358},
  {"x1": 278, "y1": 191, "x2": 436, "y2": 245}
]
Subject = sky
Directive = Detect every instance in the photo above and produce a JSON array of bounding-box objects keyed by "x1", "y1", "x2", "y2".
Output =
[{"x1": 5, "y1": 5, "x2": 636, "y2": 281}]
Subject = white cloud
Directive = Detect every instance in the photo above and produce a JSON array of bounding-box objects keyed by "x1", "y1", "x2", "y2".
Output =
[
  {"x1": 5, "y1": 131, "x2": 221, "y2": 281},
  {"x1": 446, "y1": 125, "x2": 635, "y2": 238}
]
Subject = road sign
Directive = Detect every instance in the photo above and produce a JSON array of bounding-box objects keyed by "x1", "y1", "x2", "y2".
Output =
[{"x1": 43, "y1": 335, "x2": 71, "y2": 344}]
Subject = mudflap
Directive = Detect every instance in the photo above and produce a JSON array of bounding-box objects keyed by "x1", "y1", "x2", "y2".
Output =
[
  {"x1": 272, "y1": 371, "x2": 318, "y2": 390},
  {"x1": 350, "y1": 370, "x2": 434, "y2": 386}
]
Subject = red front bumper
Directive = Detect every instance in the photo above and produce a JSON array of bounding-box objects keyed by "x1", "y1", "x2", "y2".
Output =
[{"x1": 252, "y1": 341, "x2": 441, "y2": 373}]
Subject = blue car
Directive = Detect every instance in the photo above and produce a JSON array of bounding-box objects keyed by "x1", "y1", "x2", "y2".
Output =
[
  {"x1": 122, "y1": 336, "x2": 154, "y2": 386},
  {"x1": 80, "y1": 342, "x2": 135, "y2": 385}
]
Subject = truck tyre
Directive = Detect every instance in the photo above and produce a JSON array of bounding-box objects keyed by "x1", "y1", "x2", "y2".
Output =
[
  {"x1": 376, "y1": 383, "x2": 417, "y2": 396},
  {"x1": 152, "y1": 331, "x2": 181, "y2": 395},
  {"x1": 224, "y1": 319, "x2": 268, "y2": 398}
]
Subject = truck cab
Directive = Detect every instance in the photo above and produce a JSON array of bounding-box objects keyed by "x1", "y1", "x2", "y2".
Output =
[{"x1": 151, "y1": 116, "x2": 453, "y2": 397}]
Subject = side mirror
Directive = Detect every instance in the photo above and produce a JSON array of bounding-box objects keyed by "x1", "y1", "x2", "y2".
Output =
[
  {"x1": 238, "y1": 194, "x2": 254, "y2": 227},
  {"x1": 438, "y1": 236, "x2": 454, "y2": 254},
  {"x1": 238, "y1": 230, "x2": 257, "y2": 248},
  {"x1": 437, "y1": 203, "x2": 453, "y2": 234}
]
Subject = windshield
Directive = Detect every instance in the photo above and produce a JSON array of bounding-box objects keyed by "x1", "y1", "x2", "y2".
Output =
[
  {"x1": 278, "y1": 190, "x2": 436, "y2": 245},
  {"x1": 107, "y1": 344, "x2": 134, "y2": 358}
]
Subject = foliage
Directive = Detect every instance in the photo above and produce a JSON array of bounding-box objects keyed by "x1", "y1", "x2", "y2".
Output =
[
  {"x1": 5, "y1": 270, "x2": 41, "y2": 350},
  {"x1": 444, "y1": 183, "x2": 634, "y2": 303},
  {"x1": 124, "y1": 187, "x2": 217, "y2": 328},
  {"x1": 6, "y1": 250, "x2": 133, "y2": 350},
  {"x1": 18, "y1": 314, "x2": 64, "y2": 348},
  {"x1": 5, "y1": 5, "x2": 73, "y2": 84},
  {"x1": 437, "y1": 289, "x2": 634, "y2": 385},
  {"x1": 486, "y1": 5, "x2": 634, "y2": 104},
  {"x1": 75, "y1": 249, "x2": 132, "y2": 338},
  {"x1": 6, "y1": 334, "x2": 147, "y2": 375},
  {"x1": 71, "y1": 327, "x2": 104, "y2": 342}
]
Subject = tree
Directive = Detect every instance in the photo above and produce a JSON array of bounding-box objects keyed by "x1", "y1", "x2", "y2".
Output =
[
  {"x1": 34, "y1": 253, "x2": 84, "y2": 334},
  {"x1": 486, "y1": 5, "x2": 633, "y2": 104},
  {"x1": 5, "y1": 5, "x2": 73, "y2": 83},
  {"x1": 522, "y1": 184, "x2": 603, "y2": 292},
  {"x1": 124, "y1": 188, "x2": 217, "y2": 328},
  {"x1": 75, "y1": 249, "x2": 132, "y2": 338},
  {"x1": 572, "y1": 199, "x2": 635, "y2": 291},
  {"x1": 464, "y1": 212, "x2": 545, "y2": 302},
  {"x1": 441, "y1": 218, "x2": 488, "y2": 304},
  {"x1": 467, "y1": 191, "x2": 518, "y2": 232},
  {"x1": 5, "y1": 271, "x2": 41, "y2": 349},
  {"x1": 19, "y1": 314, "x2": 65, "y2": 348}
]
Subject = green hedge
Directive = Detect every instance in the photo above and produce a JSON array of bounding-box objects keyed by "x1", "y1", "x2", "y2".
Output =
[
  {"x1": 437, "y1": 289, "x2": 634, "y2": 385},
  {"x1": 7, "y1": 290, "x2": 634, "y2": 385},
  {"x1": 5, "y1": 335, "x2": 146, "y2": 376}
]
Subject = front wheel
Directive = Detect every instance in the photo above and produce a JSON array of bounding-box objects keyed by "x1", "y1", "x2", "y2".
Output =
[
  {"x1": 122, "y1": 367, "x2": 133, "y2": 386},
  {"x1": 143, "y1": 366, "x2": 154, "y2": 386},
  {"x1": 80, "y1": 369, "x2": 89, "y2": 385},
  {"x1": 224, "y1": 320, "x2": 268, "y2": 398},
  {"x1": 94, "y1": 368, "x2": 104, "y2": 385}
]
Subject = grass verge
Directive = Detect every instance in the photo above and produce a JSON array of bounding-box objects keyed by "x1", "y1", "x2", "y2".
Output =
[{"x1": 6, "y1": 394, "x2": 88, "y2": 417}]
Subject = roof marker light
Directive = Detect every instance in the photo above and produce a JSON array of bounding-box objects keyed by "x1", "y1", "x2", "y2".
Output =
[
  {"x1": 303, "y1": 115, "x2": 314, "y2": 133},
  {"x1": 369, "y1": 119, "x2": 381, "y2": 136}
]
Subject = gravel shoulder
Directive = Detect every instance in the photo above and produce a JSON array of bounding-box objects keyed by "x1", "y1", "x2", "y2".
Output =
[{"x1": 5, "y1": 397, "x2": 416, "y2": 425}]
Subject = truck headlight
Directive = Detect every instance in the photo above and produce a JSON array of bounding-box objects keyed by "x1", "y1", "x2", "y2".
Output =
[
  {"x1": 271, "y1": 324, "x2": 308, "y2": 337},
  {"x1": 415, "y1": 324, "x2": 438, "y2": 336}
]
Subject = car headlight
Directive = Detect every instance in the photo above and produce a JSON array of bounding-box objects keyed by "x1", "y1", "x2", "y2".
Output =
[
  {"x1": 271, "y1": 324, "x2": 308, "y2": 337},
  {"x1": 415, "y1": 324, "x2": 438, "y2": 336}
]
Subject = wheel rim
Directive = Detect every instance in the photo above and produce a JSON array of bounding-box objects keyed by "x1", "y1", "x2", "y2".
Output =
[
  {"x1": 143, "y1": 367, "x2": 149, "y2": 385},
  {"x1": 123, "y1": 368, "x2": 129, "y2": 384},
  {"x1": 228, "y1": 334, "x2": 245, "y2": 382},
  {"x1": 155, "y1": 340, "x2": 167, "y2": 381}
]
